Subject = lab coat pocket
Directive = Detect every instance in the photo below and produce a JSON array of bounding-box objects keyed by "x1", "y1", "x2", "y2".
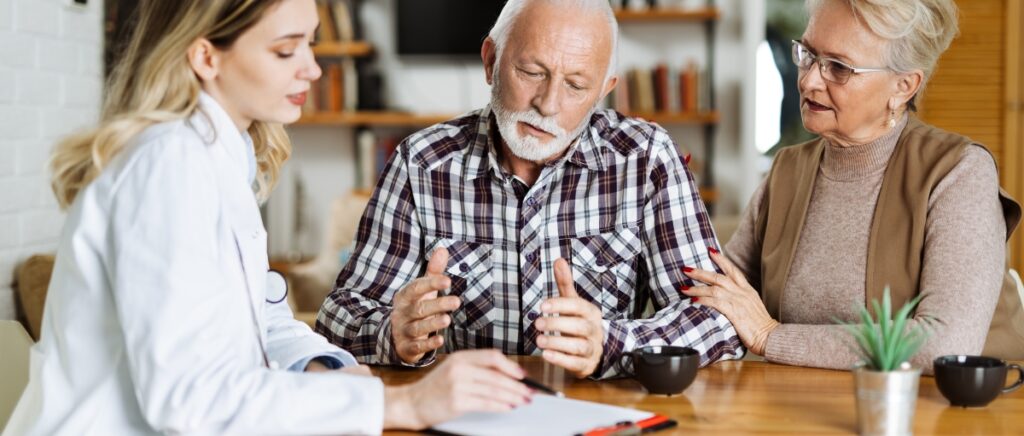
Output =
[{"x1": 230, "y1": 225, "x2": 270, "y2": 322}]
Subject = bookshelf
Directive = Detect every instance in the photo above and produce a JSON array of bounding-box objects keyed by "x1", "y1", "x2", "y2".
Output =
[
  {"x1": 294, "y1": 3, "x2": 724, "y2": 208},
  {"x1": 613, "y1": 5, "x2": 722, "y2": 211}
]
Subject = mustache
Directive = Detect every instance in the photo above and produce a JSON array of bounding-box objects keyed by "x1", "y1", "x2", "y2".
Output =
[
  {"x1": 493, "y1": 104, "x2": 567, "y2": 138},
  {"x1": 514, "y1": 111, "x2": 565, "y2": 137}
]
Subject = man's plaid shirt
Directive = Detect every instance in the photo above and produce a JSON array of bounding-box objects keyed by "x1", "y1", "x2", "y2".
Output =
[{"x1": 315, "y1": 106, "x2": 744, "y2": 378}]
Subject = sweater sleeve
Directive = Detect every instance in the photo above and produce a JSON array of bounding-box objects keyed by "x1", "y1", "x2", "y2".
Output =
[
  {"x1": 764, "y1": 145, "x2": 1007, "y2": 373},
  {"x1": 723, "y1": 178, "x2": 768, "y2": 290}
]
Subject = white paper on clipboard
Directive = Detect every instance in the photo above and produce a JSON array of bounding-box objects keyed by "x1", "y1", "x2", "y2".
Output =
[{"x1": 431, "y1": 394, "x2": 654, "y2": 436}]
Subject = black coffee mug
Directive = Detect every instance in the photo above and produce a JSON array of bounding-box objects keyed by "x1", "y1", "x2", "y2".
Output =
[
  {"x1": 933, "y1": 355, "x2": 1024, "y2": 407},
  {"x1": 625, "y1": 346, "x2": 699, "y2": 396}
]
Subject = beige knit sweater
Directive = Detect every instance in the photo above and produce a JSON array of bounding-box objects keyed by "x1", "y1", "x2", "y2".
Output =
[{"x1": 725, "y1": 116, "x2": 1007, "y2": 373}]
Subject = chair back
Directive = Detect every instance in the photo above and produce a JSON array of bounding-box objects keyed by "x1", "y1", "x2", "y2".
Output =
[
  {"x1": 0, "y1": 321, "x2": 32, "y2": 431},
  {"x1": 14, "y1": 254, "x2": 55, "y2": 341}
]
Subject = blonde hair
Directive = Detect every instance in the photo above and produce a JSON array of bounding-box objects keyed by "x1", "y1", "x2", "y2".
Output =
[
  {"x1": 51, "y1": 0, "x2": 289, "y2": 209},
  {"x1": 807, "y1": 0, "x2": 959, "y2": 111}
]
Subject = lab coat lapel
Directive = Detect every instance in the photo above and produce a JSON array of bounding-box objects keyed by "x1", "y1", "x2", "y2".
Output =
[{"x1": 192, "y1": 93, "x2": 269, "y2": 342}]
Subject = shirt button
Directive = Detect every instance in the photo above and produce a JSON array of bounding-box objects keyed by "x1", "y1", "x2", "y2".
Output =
[
  {"x1": 527, "y1": 312, "x2": 538, "y2": 321},
  {"x1": 269, "y1": 361, "x2": 280, "y2": 370},
  {"x1": 459, "y1": 263, "x2": 469, "y2": 273},
  {"x1": 526, "y1": 197, "x2": 536, "y2": 207},
  {"x1": 526, "y1": 252, "x2": 538, "y2": 263}
]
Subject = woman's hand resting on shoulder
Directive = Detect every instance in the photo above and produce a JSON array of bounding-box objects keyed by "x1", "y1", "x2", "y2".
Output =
[{"x1": 682, "y1": 248, "x2": 780, "y2": 356}]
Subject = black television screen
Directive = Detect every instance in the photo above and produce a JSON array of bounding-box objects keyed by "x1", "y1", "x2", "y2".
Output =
[{"x1": 396, "y1": 0, "x2": 507, "y2": 56}]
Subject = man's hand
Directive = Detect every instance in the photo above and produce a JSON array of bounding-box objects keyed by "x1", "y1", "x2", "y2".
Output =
[
  {"x1": 391, "y1": 247, "x2": 461, "y2": 364},
  {"x1": 534, "y1": 258, "x2": 604, "y2": 378}
]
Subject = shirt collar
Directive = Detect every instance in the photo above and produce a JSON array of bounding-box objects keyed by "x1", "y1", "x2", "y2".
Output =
[
  {"x1": 193, "y1": 91, "x2": 257, "y2": 185},
  {"x1": 465, "y1": 106, "x2": 606, "y2": 181}
]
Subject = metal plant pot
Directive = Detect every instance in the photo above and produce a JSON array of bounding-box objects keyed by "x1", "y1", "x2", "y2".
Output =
[{"x1": 853, "y1": 364, "x2": 921, "y2": 436}]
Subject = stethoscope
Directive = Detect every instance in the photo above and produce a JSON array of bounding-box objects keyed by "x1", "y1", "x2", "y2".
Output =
[
  {"x1": 265, "y1": 270, "x2": 288, "y2": 304},
  {"x1": 232, "y1": 235, "x2": 288, "y2": 370}
]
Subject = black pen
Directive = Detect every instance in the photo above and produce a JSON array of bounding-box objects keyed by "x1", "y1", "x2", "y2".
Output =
[{"x1": 520, "y1": 376, "x2": 564, "y2": 398}]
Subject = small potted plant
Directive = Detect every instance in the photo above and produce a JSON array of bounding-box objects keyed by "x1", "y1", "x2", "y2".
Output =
[{"x1": 841, "y1": 287, "x2": 930, "y2": 436}]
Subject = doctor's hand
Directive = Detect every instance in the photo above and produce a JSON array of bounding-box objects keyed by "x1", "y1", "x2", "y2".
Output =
[
  {"x1": 681, "y1": 247, "x2": 780, "y2": 356},
  {"x1": 391, "y1": 247, "x2": 461, "y2": 364},
  {"x1": 382, "y1": 350, "x2": 532, "y2": 430},
  {"x1": 534, "y1": 258, "x2": 604, "y2": 378}
]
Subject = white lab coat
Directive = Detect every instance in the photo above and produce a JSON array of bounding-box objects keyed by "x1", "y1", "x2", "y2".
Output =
[{"x1": 3, "y1": 93, "x2": 384, "y2": 435}]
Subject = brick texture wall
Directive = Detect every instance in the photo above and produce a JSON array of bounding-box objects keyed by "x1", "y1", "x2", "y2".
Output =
[{"x1": 0, "y1": 0, "x2": 104, "y2": 320}]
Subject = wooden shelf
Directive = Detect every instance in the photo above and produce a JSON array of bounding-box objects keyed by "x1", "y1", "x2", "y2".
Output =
[
  {"x1": 626, "y1": 110, "x2": 720, "y2": 125},
  {"x1": 313, "y1": 41, "x2": 373, "y2": 58},
  {"x1": 614, "y1": 8, "x2": 720, "y2": 22},
  {"x1": 293, "y1": 111, "x2": 455, "y2": 127}
]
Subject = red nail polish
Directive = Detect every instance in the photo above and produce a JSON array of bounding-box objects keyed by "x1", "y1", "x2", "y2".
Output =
[
  {"x1": 681, "y1": 284, "x2": 691, "y2": 292},
  {"x1": 684, "y1": 154, "x2": 692, "y2": 165},
  {"x1": 709, "y1": 247, "x2": 719, "y2": 255},
  {"x1": 692, "y1": 297, "x2": 700, "y2": 303},
  {"x1": 683, "y1": 266, "x2": 694, "y2": 273}
]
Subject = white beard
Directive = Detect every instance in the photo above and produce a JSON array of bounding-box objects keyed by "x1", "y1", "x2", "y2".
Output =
[{"x1": 490, "y1": 75, "x2": 594, "y2": 163}]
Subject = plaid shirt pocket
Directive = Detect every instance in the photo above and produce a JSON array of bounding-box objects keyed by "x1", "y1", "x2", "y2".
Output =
[
  {"x1": 428, "y1": 238, "x2": 495, "y2": 330},
  {"x1": 568, "y1": 226, "x2": 644, "y2": 316}
]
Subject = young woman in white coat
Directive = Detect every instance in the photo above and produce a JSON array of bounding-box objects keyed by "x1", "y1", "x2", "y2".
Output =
[{"x1": 2, "y1": 0, "x2": 533, "y2": 434}]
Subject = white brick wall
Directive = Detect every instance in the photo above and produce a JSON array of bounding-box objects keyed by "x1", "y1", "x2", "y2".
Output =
[{"x1": 0, "y1": 0, "x2": 104, "y2": 320}]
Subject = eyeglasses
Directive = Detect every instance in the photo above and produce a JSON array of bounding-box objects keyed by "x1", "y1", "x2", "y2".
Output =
[{"x1": 791, "y1": 40, "x2": 889, "y2": 85}]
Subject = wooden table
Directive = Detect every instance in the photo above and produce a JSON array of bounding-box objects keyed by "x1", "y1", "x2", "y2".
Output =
[{"x1": 374, "y1": 356, "x2": 1024, "y2": 435}]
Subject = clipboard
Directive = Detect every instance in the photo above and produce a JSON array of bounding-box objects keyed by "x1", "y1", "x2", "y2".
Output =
[{"x1": 430, "y1": 395, "x2": 675, "y2": 436}]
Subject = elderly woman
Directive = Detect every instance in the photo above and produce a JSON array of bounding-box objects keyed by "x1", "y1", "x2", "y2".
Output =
[{"x1": 683, "y1": 0, "x2": 1024, "y2": 372}]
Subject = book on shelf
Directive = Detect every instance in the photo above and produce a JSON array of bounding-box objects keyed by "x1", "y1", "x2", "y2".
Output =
[
  {"x1": 304, "y1": 79, "x2": 320, "y2": 114},
  {"x1": 326, "y1": 63, "x2": 344, "y2": 112},
  {"x1": 653, "y1": 63, "x2": 669, "y2": 112},
  {"x1": 355, "y1": 129, "x2": 403, "y2": 190},
  {"x1": 680, "y1": 61, "x2": 698, "y2": 113},
  {"x1": 357, "y1": 129, "x2": 376, "y2": 190},
  {"x1": 315, "y1": 1, "x2": 339, "y2": 42},
  {"x1": 302, "y1": 59, "x2": 359, "y2": 114},
  {"x1": 638, "y1": 68, "x2": 656, "y2": 112},
  {"x1": 342, "y1": 58, "x2": 359, "y2": 111},
  {"x1": 608, "y1": 60, "x2": 709, "y2": 116},
  {"x1": 331, "y1": 0, "x2": 355, "y2": 42},
  {"x1": 314, "y1": 0, "x2": 361, "y2": 44}
]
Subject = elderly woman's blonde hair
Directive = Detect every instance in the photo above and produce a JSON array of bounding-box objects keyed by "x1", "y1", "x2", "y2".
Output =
[
  {"x1": 807, "y1": 0, "x2": 959, "y2": 111},
  {"x1": 50, "y1": 0, "x2": 290, "y2": 209}
]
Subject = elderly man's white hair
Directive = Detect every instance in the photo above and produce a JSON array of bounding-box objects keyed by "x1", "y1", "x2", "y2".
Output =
[{"x1": 487, "y1": 0, "x2": 619, "y2": 83}]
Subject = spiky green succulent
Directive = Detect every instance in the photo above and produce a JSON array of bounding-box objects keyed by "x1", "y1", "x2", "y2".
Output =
[{"x1": 840, "y1": 287, "x2": 930, "y2": 372}]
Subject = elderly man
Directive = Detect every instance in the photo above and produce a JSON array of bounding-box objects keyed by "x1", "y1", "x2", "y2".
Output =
[{"x1": 316, "y1": 0, "x2": 743, "y2": 379}]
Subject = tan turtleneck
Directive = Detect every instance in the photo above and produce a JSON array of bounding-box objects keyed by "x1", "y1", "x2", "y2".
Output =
[{"x1": 725, "y1": 116, "x2": 1007, "y2": 372}]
